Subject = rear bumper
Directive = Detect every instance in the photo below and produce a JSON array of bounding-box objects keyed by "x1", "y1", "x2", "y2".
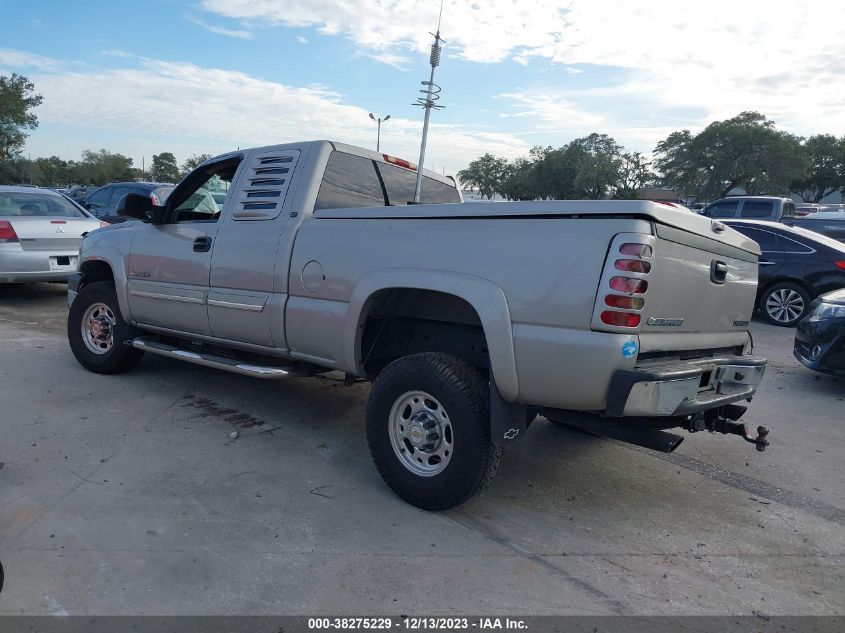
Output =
[
  {"x1": 606, "y1": 355, "x2": 767, "y2": 417},
  {"x1": 0, "y1": 249, "x2": 79, "y2": 283}
]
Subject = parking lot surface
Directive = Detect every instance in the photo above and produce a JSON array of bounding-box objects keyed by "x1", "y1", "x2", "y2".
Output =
[{"x1": 0, "y1": 283, "x2": 842, "y2": 615}]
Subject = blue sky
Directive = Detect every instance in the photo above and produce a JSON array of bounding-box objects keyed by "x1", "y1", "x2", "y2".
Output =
[{"x1": 1, "y1": 0, "x2": 842, "y2": 175}]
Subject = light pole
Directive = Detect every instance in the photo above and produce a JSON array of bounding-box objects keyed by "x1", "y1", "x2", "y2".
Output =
[{"x1": 369, "y1": 113, "x2": 390, "y2": 152}]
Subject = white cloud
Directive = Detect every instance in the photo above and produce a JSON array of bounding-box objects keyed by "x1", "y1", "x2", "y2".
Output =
[
  {"x1": 365, "y1": 51, "x2": 412, "y2": 70},
  {"x1": 187, "y1": 15, "x2": 254, "y2": 39},
  {"x1": 100, "y1": 49, "x2": 134, "y2": 58},
  {"x1": 198, "y1": 0, "x2": 845, "y2": 139},
  {"x1": 564, "y1": 67, "x2": 582, "y2": 75},
  {"x1": 25, "y1": 56, "x2": 528, "y2": 174},
  {"x1": 297, "y1": 36, "x2": 308, "y2": 44},
  {"x1": 0, "y1": 47, "x2": 61, "y2": 70}
]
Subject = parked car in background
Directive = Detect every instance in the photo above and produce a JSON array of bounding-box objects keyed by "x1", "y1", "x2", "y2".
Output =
[
  {"x1": 66, "y1": 185, "x2": 96, "y2": 203},
  {"x1": 82, "y1": 182, "x2": 175, "y2": 223},
  {"x1": 724, "y1": 220, "x2": 845, "y2": 326},
  {"x1": 794, "y1": 204, "x2": 821, "y2": 216},
  {"x1": 0, "y1": 186, "x2": 104, "y2": 283},
  {"x1": 704, "y1": 196, "x2": 845, "y2": 241},
  {"x1": 794, "y1": 288, "x2": 845, "y2": 375}
]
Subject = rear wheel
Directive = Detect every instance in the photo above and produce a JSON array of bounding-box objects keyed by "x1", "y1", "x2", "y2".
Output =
[
  {"x1": 760, "y1": 282, "x2": 811, "y2": 327},
  {"x1": 68, "y1": 281, "x2": 144, "y2": 373},
  {"x1": 366, "y1": 353, "x2": 502, "y2": 510}
]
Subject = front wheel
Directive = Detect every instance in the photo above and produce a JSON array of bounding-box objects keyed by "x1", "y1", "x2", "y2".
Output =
[
  {"x1": 760, "y1": 282, "x2": 811, "y2": 327},
  {"x1": 366, "y1": 353, "x2": 502, "y2": 510},
  {"x1": 68, "y1": 281, "x2": 144, "y2": 374}
]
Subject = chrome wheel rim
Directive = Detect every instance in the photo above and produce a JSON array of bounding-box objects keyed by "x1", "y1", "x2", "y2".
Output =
[
  {"x1": 765, "y1": 288, "x2": 804, "y2": 324},
  {"x1": 388, "y1": 390, "x2": 453, "y2": 477},
  {"x1": 81, "y1": 302, "x2": 116, "y2": 354}
]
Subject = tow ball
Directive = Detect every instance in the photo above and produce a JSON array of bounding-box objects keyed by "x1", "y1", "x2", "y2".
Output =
[{"x1": 686, "y1": 405, "x2": 770, "y2": 452}]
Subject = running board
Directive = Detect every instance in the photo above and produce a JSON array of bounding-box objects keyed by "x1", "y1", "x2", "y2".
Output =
[{"x1": 131, "y1": 338, "x2": 313, "y2": 379}]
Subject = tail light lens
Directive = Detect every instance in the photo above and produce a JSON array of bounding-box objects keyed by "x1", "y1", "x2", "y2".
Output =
[
  {"x1": 614, "y1": 259, "x2": 651, "y2": 273},
  {"x1": 609, "y1": 276, "x2": 648, "y2": 294},
  {"x1": 835, "y1": 261, "x2": 845, "y2": 270},
  {"x1": 99, "y1": 221, "x2": 110, "y2": 228},
  {"x1": 601, "y1": 311, "x2": 641, "y2": 327},
  {"x1": 605, "y1": 295, "x2": 644, "y2": 310},
  {"x1": 0, "y1": 220, "x2": 19, "y2": 242},
  {"x1": 150, "y1": 193, "x2": 160, "y2": 206},
  {"x1": 620, "y1": 243, "x2": 653, "y2": 258}
]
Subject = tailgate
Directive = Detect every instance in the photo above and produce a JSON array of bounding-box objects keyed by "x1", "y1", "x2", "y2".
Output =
[{"x1": 643, "y1": 223, "x2": 759, "y2": 334}]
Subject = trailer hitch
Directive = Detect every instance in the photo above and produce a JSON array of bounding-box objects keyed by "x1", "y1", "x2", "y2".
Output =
[{"x1": 687, "y1": 405, "x2": 770, "y2": 452}]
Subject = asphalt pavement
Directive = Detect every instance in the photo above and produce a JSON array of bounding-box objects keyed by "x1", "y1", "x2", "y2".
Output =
[{"x1": 0, "y1": 283, "x2": 842, "y2": 615}]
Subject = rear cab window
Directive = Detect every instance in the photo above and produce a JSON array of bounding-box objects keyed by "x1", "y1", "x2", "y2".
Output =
[
  {"x1": 315, "y1": 151, "x2": 460, "y2": 211},
  {"x1": 706, "y1": 200, "x2": 739, "y2": 218},
  {"x1": 740, "y1": 200, "x2": 775, "y2": 218}
]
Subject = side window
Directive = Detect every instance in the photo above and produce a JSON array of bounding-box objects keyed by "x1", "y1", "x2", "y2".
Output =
[
  {"x1": 315, "y1": 152, "x2": 385, "y2": 210},
  {"x1": 740, "y1": 227, "x2": 782, "y2": 252},
  {"x1": 422, "y1": 176, "x2": 461, "y2": 203},
  {"x1": 780, "y1": 236, "x2": 815, "y2": 254},
  {"x1": 167, "y1": 158, "x2": 241, "y2": 223},
  {"x1": 109, "y1": 187, "x2": 131, "y2": 209},
  {"x1": 707, "y1": 200, "x2": 739, "y2": 218},
  {"x1": 740, "y1": 200, "x2": 775, "y2": 218},
  {"x1": 87, "y1": 187, "x2": 112, "y2": 207},
  {"x1": 783, "y1": 200, "x2": 796, "y2": 217}
]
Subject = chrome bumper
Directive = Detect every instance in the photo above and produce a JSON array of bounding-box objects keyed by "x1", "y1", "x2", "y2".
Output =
[{"x1": 606, "y1": 355, "x2": 767, "y2": 417}]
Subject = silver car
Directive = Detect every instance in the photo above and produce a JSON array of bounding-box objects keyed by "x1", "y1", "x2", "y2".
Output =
[{"x1": 0, "y1": 186, "x2": 104, "y2": 283}]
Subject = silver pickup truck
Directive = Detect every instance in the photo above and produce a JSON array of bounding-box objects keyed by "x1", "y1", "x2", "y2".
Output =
[{"x1": 67, "y1": 141, "x2": 769, "y2": 510}]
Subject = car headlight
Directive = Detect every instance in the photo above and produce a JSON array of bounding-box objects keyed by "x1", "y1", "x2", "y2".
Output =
[{"x1": 808, "y1": 302, "x2": 845, "y2": 321}]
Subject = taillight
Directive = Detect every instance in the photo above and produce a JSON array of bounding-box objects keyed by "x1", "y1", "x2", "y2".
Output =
[
  {"x1": 99, "y1": 221, "x2": 110, "y2": 228},
  {"x1": 0, "y1": 220, "x2": 19, "y2": 242},
  {"x1": 601, "y1": 311, "x2": 641, "y2": 327},
  {"x1": 150, "y1": 193, "x2": 160, "y2": 206},
  {"x1": 598, "y1": 239, "x2": 653, "y2": 329},
  {"x1": 609, "y1": 277, "x2": 648, "y2": 294},
  {"x1": 835, "y1": 261, "x2": 845, "y2": 270}
]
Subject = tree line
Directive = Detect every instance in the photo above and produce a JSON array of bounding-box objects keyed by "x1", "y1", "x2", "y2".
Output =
[
  {"x1": 0, "y1": 150, "x2": 212, "y2": 187},
  {"x1": 458, "y1": 112, "x2": 845, "y2": 203}
]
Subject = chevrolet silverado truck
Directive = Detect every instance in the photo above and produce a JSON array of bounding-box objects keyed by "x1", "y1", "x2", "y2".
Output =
[{"x1": 67, "y1": 141, "x2": 769, "y2": 510}]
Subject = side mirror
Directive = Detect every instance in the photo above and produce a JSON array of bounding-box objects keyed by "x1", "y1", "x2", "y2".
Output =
[{"x1": 116, "y1": 193, "x2": 153, "y2": 220}]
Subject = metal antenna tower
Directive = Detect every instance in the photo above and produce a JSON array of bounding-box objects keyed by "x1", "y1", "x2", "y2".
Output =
[{"x1": 412, "y1": 0, "x2": 446, "y2": 203}]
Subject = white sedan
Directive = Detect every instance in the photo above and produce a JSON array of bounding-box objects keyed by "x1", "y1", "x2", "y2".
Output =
[{"x1": 0, "y1": 186, "x2": 105, "y2": 283}]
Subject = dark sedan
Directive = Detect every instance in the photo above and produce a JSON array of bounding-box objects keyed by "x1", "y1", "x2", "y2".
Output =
[
  {"x1": 724, "y1": 220, "x2": 845, "y2": 326},
  {"x1": 794, "y1": 289, "x2": 845, "y2": 375}
]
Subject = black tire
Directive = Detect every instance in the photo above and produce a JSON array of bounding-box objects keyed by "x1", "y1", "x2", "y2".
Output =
[
  {"x1": 759, "y1": 282, "x2": 811, "y2": 327},
  {"x1": 366, "y1": 352, "x2": 503, "y2": 510},
  {"x1": 68, "y1": 281, "x2": 144, "y2": 374}
]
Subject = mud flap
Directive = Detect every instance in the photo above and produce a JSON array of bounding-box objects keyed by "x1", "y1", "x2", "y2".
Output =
[{"x1": 490, "y1": 379, "x2": 527, "y2": 447}]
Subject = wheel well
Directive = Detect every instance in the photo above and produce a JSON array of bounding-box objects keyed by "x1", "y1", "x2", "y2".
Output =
[
  {"x1": 79, "y1": 261, "x2": 115, "y2": 288},
  {"x1": 359, "y1": 288, "x2": 488, "y2": 379}
]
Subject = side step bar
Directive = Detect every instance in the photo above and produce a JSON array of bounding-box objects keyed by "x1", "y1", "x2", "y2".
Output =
[{"x1": 131, "y1": 338, "x2": 314, "y2": 379}]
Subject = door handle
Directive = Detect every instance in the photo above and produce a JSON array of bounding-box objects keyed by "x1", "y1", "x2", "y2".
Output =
[
  {"x1": 710, "y1": 260, "x2": 728, "y2": 284},
  {"x1": 193, "y1": 236, "x2": 212, "y2": 252}
]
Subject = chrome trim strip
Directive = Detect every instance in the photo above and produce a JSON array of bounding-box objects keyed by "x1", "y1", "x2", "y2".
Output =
[
  {"x1": 207, "y1": 298, "x2": 265, "y2": 312},
  {"x1": 129, "y1": 290, "x2": 206, "y2": 304}
]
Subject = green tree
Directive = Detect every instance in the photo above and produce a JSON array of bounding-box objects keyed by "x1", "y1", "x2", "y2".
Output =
[
  {"x1": 34, "y1": 156, "x2": 72, "y2": 186},
  {"x1": 654, "y1": 111, "x2": 808, "y2": 199},
  {"x1": 568, "y1": 133, "x2": 623, "y2": 199},
  {"x1": 790, "y1": 134, "x2": 845, "y2": 202},
  {"x1": 0, "y1": 73, "x2": 43, "y2": 159},
  {"x1": 500, "y1": 157, "x2": 538, "y2": 200},
  {"x1": 615, "y1": 151, "x2": 655, "y2": 199},
  {"x1": 76, "y1": 149, "x2": 135, "y2": 185},
  {"x1": 150, "y1": 152, "x2": 180, "y2": 183},
  {"x1": 457, "y1": 153, "x2": 507, "y2": 199},
  {"x1": 180, "y1": 153, "x2": 212, "y2": 179}
]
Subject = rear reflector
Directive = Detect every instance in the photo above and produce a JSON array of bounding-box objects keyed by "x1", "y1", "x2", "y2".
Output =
[
  {"x1": 619, "y1": 243, "x2": 653, "y2": 258},
  {"x1": 609, "y1": 276, "x2": 648, "y2": 294},
  {"x1": 835, "y1": 261, "x2": 845, "y2": 270},
  {"x1": 614, "y1": 259, "x2": 652, "y2": 273},
  {"x1": 0, "y1": 220, "x2": 18, "y2": 242},
  {"x1": 600, "y1": 311, "x2": 641, "y2": 327},
  {"x1": 50, "y1": 220, "x2": 67, "y2": 224},
  {"x1": 605, "y1": 295, "x2": 645, "y2": 310}
]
